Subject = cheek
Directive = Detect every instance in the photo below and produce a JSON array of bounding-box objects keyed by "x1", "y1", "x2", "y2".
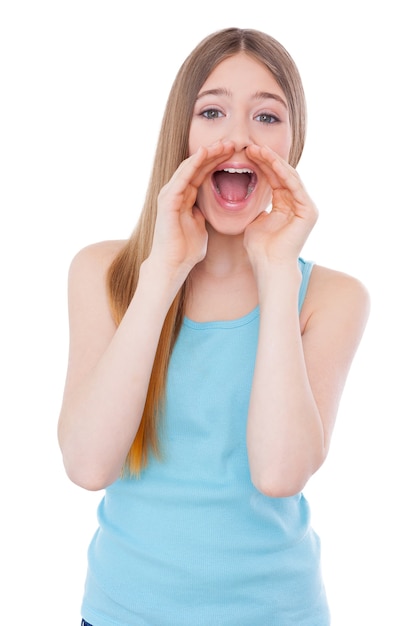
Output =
[
  {"x1": 189, "y1": 120, "x2": 226, "y2": 155},
  {"x1": 188, "y1": 123, "x2": 211, "y2": 156},
  {"x1": 188, "y1": 133, "x2": 197, "y2": 156},
  {"x1": 273, "y1": 129, "x2": 292, "y2": 162},
  {"x1": 188, "y1": 122, "x2": 197, "y2": 155}
]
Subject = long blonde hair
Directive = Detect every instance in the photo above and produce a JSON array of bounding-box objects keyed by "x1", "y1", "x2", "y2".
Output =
[{"x1": 107, "y1": 27, "x2": 307, "y2": 475}]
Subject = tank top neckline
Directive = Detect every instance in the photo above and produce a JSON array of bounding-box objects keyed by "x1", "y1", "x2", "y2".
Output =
[
  {"x1": 183, "y1": 305, "x2": 260, "y2": 330},
  {"x1": 182, "y1": 258, "x2": 313, "y2": 331}
]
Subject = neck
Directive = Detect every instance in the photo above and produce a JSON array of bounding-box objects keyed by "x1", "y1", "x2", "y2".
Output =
[
  {"x1": 195, "y1": 226, "x2": 252, "y2": 278},
  {"x1": 186, "y1": 227, "x2": 259, "y2": 322}
]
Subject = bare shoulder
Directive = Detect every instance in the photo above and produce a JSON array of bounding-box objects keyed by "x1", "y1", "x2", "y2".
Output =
[
  {"x1": 301, "y1": 264, "x2": 371, "y2": 334},
  {"x1": 67, "y1": 239, "x2": 128, "y2": 328},
  {"x1": 61, "y1": 240, "x2": 129, "y2": 401},
  {"x1": 308, "y1": 264, "x2": 370, "y2": 304},
  {"x1": 69, "y1": 239, "x2": 127, "y2": 278}
]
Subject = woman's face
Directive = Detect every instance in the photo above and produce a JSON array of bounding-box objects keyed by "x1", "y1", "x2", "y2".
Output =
[{"x1": 188, "y1": 52, "x2": 292, "y2": 235}]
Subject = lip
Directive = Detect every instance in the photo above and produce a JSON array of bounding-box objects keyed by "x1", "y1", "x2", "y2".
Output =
[{"x1": 211, "y1": 161, "x2": 258, "y2": 211}]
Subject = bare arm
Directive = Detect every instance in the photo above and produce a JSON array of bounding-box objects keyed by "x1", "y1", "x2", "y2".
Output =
[
  {"x1": 244, "y1": 145, "x2": 370, "y2": 497},
  {"x1": 58, "y1": 141, "x2": 236, "y2": 490},
  {"x1": 57, "y1": 244, "x2": 182, "y2": 490},
  {"x1": 246, "y1": 263, "x2": 370, "y2": 497}
]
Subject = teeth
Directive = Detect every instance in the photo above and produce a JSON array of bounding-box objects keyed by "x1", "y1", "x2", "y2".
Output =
[{"x1": 223, "y1": 168, "x2": 253, "y2": 174}]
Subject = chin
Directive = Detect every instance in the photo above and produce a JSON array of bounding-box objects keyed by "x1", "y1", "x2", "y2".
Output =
[{"x1": 205, "y1": 214, "x2": 254, "y2": 237}]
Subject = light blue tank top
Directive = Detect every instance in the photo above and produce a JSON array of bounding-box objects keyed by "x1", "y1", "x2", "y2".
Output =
[{"x1": 81, "y1": 258, "x2": 330, "y2": 625}]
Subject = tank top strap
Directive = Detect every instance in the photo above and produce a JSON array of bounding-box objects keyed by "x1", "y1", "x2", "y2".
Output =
[{"x1": 298, "y1": 257, "x2": 314, "y2": 313}]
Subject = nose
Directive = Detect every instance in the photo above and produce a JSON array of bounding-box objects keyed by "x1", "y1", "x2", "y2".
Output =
[{"x1": 226, "y1": 117, "x2": 253, "y2": 153}]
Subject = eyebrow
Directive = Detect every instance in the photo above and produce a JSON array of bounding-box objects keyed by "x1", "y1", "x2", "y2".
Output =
[
  {"x1": 254, "y1": 91, "x2": 288, "y2": 109},
  {"x1": 195, "y1": 88, "x2": 231, "y2": 101},
  {"x1": 195, "y1": 88, "x2": 288, "y2": 109}
]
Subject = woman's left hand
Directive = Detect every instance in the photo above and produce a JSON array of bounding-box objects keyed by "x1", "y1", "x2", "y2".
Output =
[{"x1": 243, "y1": 145, "x2": 318, "y2": 268}]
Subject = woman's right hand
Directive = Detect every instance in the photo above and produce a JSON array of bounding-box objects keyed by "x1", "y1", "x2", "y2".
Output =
[{"x1": 148, "y1": 141, "x2": 235, "y2": 281}]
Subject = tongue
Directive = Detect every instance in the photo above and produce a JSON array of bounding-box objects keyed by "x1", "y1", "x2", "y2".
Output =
[{"x1": 214, "y1": 172, "x2": 250, "y2": 202}]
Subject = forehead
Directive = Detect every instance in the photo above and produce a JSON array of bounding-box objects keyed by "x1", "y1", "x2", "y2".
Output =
[{"x1": 200, "y1": 52, "x2": 284, "y2": 98}]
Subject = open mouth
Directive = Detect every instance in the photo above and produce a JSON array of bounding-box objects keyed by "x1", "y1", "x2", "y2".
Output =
[{"x1": 212, "y1": 168, "x2": 257, "y2": 203}]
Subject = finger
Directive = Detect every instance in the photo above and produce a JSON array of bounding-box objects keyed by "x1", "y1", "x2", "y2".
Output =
[
  {"x1": 158, "y1": 143, "x2": 232, "y2": 218},
  {"x1": 158, "y1": 142, "x2": 236, "y2": 218},
  {"x1": 173, "y1": 141, "x2": 235, "y2": 192},
  {"x1": 246, "y1": 144, "x2": 303, "y2": 194}
]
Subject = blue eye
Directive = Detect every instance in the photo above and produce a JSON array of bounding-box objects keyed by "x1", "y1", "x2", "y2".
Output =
[
  {"x1": 201, "y1": 109, "x2": 224, "y2": 120},
  {"x1": 256, "y1": 113, "x2": 280, "y2": 124}
]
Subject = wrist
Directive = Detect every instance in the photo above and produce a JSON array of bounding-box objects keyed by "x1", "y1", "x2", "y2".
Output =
[
  {"x1": 253, "y1": 260, "x2": 302, "y2": 302},
  {"x1": 136, "y1": 257, "x2": 186, "y2": 310}
]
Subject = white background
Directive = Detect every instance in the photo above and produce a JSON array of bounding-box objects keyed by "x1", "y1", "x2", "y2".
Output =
[{"x1": 1, "y1": 1, "x2": 416, "y2": 624}]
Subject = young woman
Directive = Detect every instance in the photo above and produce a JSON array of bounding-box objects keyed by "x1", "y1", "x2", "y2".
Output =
[{"x1": 58, "y1": 27, "x2": 370, "y2": 625}]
